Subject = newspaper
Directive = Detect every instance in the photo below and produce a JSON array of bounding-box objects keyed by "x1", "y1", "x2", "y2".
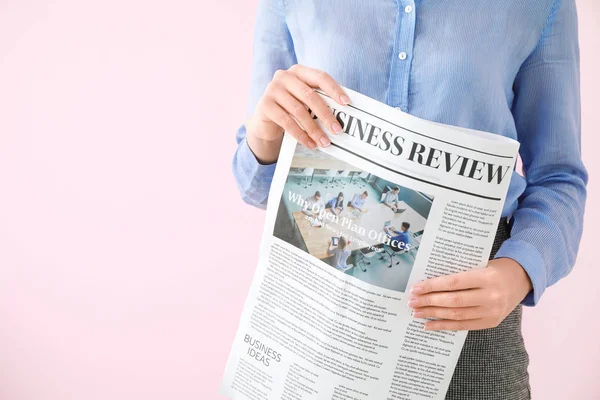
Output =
[{"x1": 221, "y1": 88, "x2": 520, "y2": 400}]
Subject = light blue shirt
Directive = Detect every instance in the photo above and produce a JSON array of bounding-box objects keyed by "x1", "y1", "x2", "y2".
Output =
[
  {"x1": 382, "y1": 191, "x2": 399, "y2": 206},
  {"x1": 232, "y1": 0, "x2": 588, "y2": 306},
  {"x1": 326, "y1": 197, "x2": 345, "y2": 212},
  {"x1": 350, "y1": 194, "x2": 367, "y2": 209}
]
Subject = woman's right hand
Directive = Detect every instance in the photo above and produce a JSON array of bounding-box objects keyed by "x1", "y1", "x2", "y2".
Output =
[{"x1": 245, "y1": 64, "x2": 350, "y2": 164}]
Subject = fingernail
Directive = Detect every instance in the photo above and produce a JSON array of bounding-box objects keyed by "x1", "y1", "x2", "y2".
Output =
[
  {"x1": 332, "y1": 122, "x2": 343, "y2": 133},
  {"x1": 407, "y1": 298, "x2": 418, "y2": 308},
  {"x1": 410, "y1": 286, "x2": 423, "y2": 294},
  {"x1": 340, "y1": 95, "x2": 350, "y2": 105},
  {"x1": 320, "y1": 136, "x2": 331, "y2": 147},
  {"x1": 413, "y1": 311, "x2": 424, "y2": 318}
]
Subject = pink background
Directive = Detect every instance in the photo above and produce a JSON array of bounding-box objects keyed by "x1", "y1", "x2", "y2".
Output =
[{"x1": 0, "y1": 1, "x2": 597, "y2": 399}]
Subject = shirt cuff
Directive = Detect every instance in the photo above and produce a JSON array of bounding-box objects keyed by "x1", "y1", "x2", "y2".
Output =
[
  {"x1": 494, "y1": 238, "x2": 547, "y2": 306},
  {"x1": 239, "y1": 136, "x2": 277, "y2": 172},
  {"x1": 233, "y1": 137, "x2": 277, "y2": 208}
]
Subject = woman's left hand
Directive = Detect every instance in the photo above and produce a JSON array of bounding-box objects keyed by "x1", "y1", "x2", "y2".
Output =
[{"x1": 408, "y1": 258, "x2": 533, "y2": 331}]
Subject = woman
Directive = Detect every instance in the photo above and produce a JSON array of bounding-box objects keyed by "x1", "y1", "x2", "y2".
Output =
[
  {"x1": 327, "y1": 236, "x2": 352, "y2": 271},
  {"x1": 325, "y1": 192, "x2": 345, "y2": 215},
  {"x1": 232, "y1": 1, "x2": 587, "y2": 398}
]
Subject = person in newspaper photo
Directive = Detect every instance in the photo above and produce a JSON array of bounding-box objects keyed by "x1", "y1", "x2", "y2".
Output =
[
  {"x1": 301, "y1": 191, "x2": 323, "y2": 217},
  {"x1": 327, "y1": 237, "x2": 351, "y2": 271},
  {"x1": 232, "y1": 1, "x2": 588, "y2": 399},
  {"x1": 324, "y1": 192, "x2": 345, "y2": 216},
  {"x1": 382, "y1": 187, "x2": 402, "y2": 211},
  {"x1": 348, "y1": 191, "x2": 369, "y2": 213}
]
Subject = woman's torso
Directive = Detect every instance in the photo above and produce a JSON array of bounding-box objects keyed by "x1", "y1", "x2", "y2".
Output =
[{"x1": 282, "y1": 0, "x2": 557, "y2": 216}]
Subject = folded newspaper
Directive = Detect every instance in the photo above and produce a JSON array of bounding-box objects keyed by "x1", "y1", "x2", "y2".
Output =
[{"x1": 221, "y1": 88, "x2": 520, "y2": 400}]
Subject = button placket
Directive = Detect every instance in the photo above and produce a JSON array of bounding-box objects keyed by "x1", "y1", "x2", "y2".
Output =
[
  {"x1": 386, "y1": 1, "x2": 416, "y2": 110},
  {"x1": 398, "y1": 1, "x2": 416, "y2": 111}
]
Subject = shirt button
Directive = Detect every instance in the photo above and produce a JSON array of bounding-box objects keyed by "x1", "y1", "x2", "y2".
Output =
[
  {"x1": 398, "y1": 52, "x2": 407, "y2": 60},
  {"x1": 405, "y1": 5, "x2": 413, "y2": 13}
]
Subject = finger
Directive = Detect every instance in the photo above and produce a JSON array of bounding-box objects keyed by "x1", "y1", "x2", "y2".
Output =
[
  {"x1": 410, "y1": 269, "x2": 486, "y2": 295},
  {"x1": 289, "y1": 65, "x2": 350, "y2": 105},
  {"x1": 280, "y1": 73, "x2": 343, "y2": 136},
  {"x1": 412, "y1": 306, "x2": 486, "y2": 321},
  {"x1": 272, "y1": 88, "x2": 331, "y2": 148},
  {"x1": 263, "y1": 101, "x2": 316, "y2": 150},
  {"x1": 408, "y1": 289, "x2": 486, "y2": 309},
  {"x1": 424, "y1": 319, "x2": 494, "y2": 332}
]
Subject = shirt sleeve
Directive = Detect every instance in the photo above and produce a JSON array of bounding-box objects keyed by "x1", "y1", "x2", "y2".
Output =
[
  {"x1": 494, "y1": 0, "x2": 588, "y2": 306},
  {"x1": 231, "y1": 0, "x2": 297, "y2": 209}
]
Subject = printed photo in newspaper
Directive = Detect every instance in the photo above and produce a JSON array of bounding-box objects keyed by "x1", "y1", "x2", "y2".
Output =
[{"x1": 274, "y1": 143, "x2": 434, "y2": 293}]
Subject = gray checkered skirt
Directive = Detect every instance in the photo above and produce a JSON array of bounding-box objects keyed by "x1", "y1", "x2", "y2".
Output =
[{"x1": 445, "y1": 218, "x2": 531, "y2": 400}]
